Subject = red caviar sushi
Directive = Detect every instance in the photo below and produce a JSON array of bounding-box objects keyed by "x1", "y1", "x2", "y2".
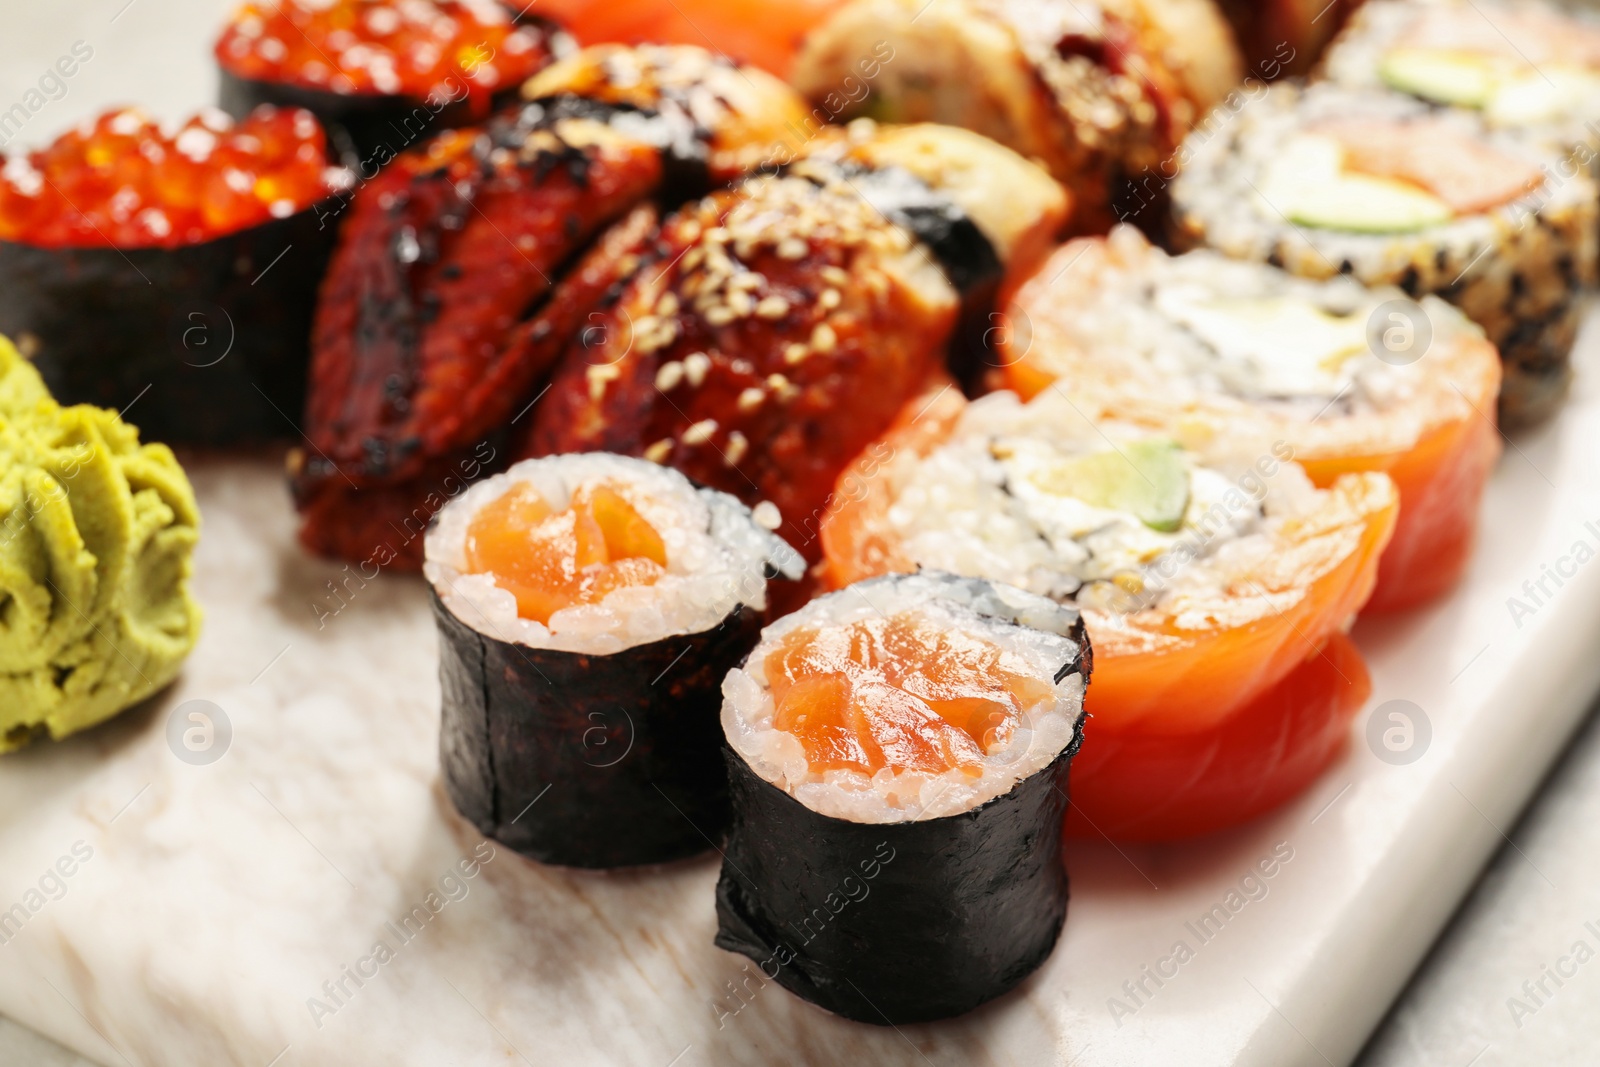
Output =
[
  {"x1": 821, "y1": 384, "x2": 1397, "y2": 840},
  {"x1": 0, "y1": 105, "x2": 348, "y2": 443}
]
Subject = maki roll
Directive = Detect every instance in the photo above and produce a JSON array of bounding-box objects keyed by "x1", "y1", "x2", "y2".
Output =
[
  {"x1": 790, "y1": 0, "x2": 1243, "y2": 231},
  {"x1": 292, "y1": 45, "x2": 810, "y2": 569},
  {"x1": 0, "y1": 106, "x2": 349, "y2": 445},
  {"x1": 1170, "y1": 82, "x2": 1599, "y2": 429},
  {"x1": 821, "y1": 385, "x2": 1398, "y2": 840},
  {"x1": 1321, "y1": 0, "x2": 1600, "y2": 151},
  {"x1": 215, "y1": 0, "x2": 570, "y2": 165},
  {"x1": 715, "y1": 570, "x2": 1089, "y2": 1023},
  {"x1": 999, "y1": 225, "x2": 1502, "y2": 612},
  {"x1": 426, "y1": 453, "x2": 803, "y2": 868},
  {"x1": 525, "y1": 121, "x2": 1068, "y2": 564}
]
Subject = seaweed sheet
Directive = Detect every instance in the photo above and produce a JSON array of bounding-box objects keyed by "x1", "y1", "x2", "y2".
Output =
[
  {"x1": 0, "y1": 202, "x2": 340, "y2": 446},
  {"x1": 713, "y1": 739, "x2": 1081, "y2": 1024},
  {"x1": 433, "y1": 588, "x2": 764, "y2": 869}
]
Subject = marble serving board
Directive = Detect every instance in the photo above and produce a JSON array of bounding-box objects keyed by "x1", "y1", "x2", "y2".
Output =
[{"x1": 0, "y1": 324, "x2": 1596, "y2": 1067}]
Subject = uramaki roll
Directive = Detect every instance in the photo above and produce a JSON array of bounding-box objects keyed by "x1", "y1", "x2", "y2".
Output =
[
  {"x1": 790, "y1": 0, "x2": 1242, "y2": 231},
  {"x1": 821, "y1": 385, "x2": 1397, "y2": 840},
  {"x1": 427, "y1": 453, "x2": 802, "y2": 868},
  {"x1": 715, "y1": 571, "x2": 1089, "y2": 1022},
  {"x1": 1000, "y1": 225, "x2": 1502, "y2": 612},
  {"x1": 1171, "y1": 82, "x2": 1598, "y2": 429}
]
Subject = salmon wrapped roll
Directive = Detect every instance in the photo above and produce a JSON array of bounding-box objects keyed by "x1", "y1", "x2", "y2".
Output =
[
  {"x1": 1171, "y1": 82, "x2": 1598, "y2": 429},
  {"x1": 791, "y1": 0, "x2": 1242, "y2": 232},
  {"x1": 524, "y1": 122, "x2": 1068, "y2": 563},
  {"x1": 821, "y1": 385, "x2": 1397, "y2": 840},
  {"x1": 292, "y1": 46, "x2": 810, "y2": 568},
  {"x1": 1000, "y1": 226, "x2": 1502, "y2": 612},
  {"x1": 1321, "y1": 0, "x2": 1600, "y2": 154}
]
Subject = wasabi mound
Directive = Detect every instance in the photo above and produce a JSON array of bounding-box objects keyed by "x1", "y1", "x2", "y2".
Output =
[{"x1": 0, "y1": 335, "x2": 201, "y2": 751}]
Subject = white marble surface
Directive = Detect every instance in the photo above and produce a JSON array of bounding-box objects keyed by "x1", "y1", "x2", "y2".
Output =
[{"x1": 9, "y1": 3, "x2": 1600, "y2": 1065}]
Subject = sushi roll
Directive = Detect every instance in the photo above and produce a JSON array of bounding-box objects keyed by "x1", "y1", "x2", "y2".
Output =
[
  {"x1": 1171, "y1": 82, "x2": 1598, "y2": 429},
  {"x1": 1321, "y1": 0, "x2": 1600, "y2": 153},
  {"x1": 821, "y1": 385, "x2": 1398, "y2": 840},
  {"x1": 1214, "y1": 0, "x2": 1360, "y2": 79},
  {"x1": 426, "y1": 453, "x2": 803, "y2": 868},
  {"x1": 524, "y1": 121, "x2": 1069, "y2": 565},
  {"x1": 999, "y1": 225, "x2": 1502, "y2": 612},
  {"x1": 0, "y1": 106, "x2": 349, "y2": 445},
  {"x1": 790, "y1": 0, "x2": 1243, "y2": 232},
  {"x1": 715, "y1": 570, "x2": 1089, "y2": 1023},
  {"x1": 291, "y1": 45, "x2": 810, "y2": 569},
  {"x1": 215, "y1": 0, "x2": 571, "y2": 165}
]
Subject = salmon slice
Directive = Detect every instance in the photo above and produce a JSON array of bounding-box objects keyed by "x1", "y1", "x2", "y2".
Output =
[
  {"x1": 1315, "y1": 118, "x2": 1543, "y2": 214},
  {"x1": 531, "y1": 0, "x2": 850, "y2": 77},
  {"x1": 765, "y1": 611, "x2": 1051, "y2": 776},
  {"x1": 464, "y1": 482, "x2": 667, "y2": 624},
  {"x1": 1399, "y1": 6, "x2": 1600, "y2": 69}
]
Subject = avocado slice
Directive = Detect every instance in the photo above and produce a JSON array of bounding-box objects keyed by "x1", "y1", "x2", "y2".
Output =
[
  {"x1": 1260, "y1": 136, "x2": 1454, "y2": 234},
  {"x1": 1030, "y1": 439, "x2": 1190, "y2": 533},
  {"x1": 1379, "y1": 48, "x2": 1494, "y2": 107}
]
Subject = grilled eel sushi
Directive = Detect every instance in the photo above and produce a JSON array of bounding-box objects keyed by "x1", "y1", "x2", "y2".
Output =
[
  {"x1": 522, "y1": 121, "x2": 1068, "y2": 566},
  {"x1": 290, "y1": 45, "x2": 811, "y2": 568}
]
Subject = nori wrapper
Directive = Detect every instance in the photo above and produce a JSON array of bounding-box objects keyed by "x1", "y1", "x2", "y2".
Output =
[
  {"x1": 0, "y1": 201, "x2": 341, "y2": 446},
  {"x1": 433, "y1": 588, "x2": 766, "y2": 869},
  {"x1": 713, "y1": 576, "x2": 1091, "y2": 1025}
]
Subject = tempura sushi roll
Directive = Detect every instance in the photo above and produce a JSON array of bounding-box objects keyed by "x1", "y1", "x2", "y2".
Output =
[
  {"x1": 715, "y1": 571, "x2": 1089, "y2": 1023},
  {"x1": 293, "y1": 45, "x2": 810, "y2": 568},
  {"x1": 1000, "y1": 226, "x2": 1502, "y2": 612},
  {"x1": 1171, "y1": 82, "x2": 1598, "y2": 429},
  {"x1": 426, "y1": 453, "x2": 803, "y2": 868},
  {"x1": 215, "y1": 0, "x2": 570, "y2": 164},
  {"x1": 1321, "y1": 0, "x2": 1600, "y2": 152},
  {"x1": 526, "y1": 122, "x2": 1067, "y2": 563},
  {"x1": 791, "y1": 0, "x2": 1242, "y2": 231},
  {"x1": 822, "y1": 386, "x2": 1398, "y2": 840},
  {"x1": 0, "y1": 106, "x2": 348, "y2": 445}
]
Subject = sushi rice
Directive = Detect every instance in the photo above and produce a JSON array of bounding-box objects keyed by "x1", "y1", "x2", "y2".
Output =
[
  {"x1": 425, "y1": 453, "x2": 802, "y2": 655},
  {"x1": 722, "y1": 571, "x2": 1088, "y2": 823},
  {"x1": 1171, "y1": 81, "x2": 1598, "y2": 428}
]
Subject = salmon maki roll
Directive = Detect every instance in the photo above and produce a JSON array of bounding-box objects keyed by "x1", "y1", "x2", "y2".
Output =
[
  {"x1": 716, "y1": 570, "x2": 1090, "y2": 1021},
  {"x1": 1000, "y1": 225, "x2": 1502, "y2": 612},
  {"x1": 1321, "y1": 0, "x2": 1600, "y2": 155},
  {"x1": 428, "y1": 452, "x2": 803, "y2": 867},
  {"x1": 523, "y1": 122, "x2": 1068, "y2": 565},
  {"x1": 791, "y1": 0, "x2": 1242, "y2": 232},
  {"x1": 1172, "y1": 82, "x2": 1598, "y2": 429},
  {"x1": 820, "y1": 385, "x2": 1397, "y2": 840},
  {"x1": 291, "y1": 45, "x2": 810, "y2": 568}
]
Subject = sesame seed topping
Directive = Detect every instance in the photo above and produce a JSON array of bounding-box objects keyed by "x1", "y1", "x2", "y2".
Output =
[
  {"x1": 725, "y1": 430, "x2": 749, "y2": 467},
  {"x1": 752, "y1": 501, "x2": 782, "y2": 530},
  {"x1": 705, "y1": 306, "x2": 736, "y2": 327},
  {"x1": 756, "y1": 295, "x2": 789, "y2": 319},
  {"x1": 586, "y1": 362, "x2": 621, "y2": 402},
  {"x1": 683, "y1": 352, "x2": 712, "y2": 387},
  {"x1": 655, "y1": 360, "x2": 685, "y2": 392},
  {"x1": 819, "y1": 288, "x2": 841, "y2": 310},
  {"x1": 682, "y1": 418, "x2": 718, "y2": 445},
  {"x1": 644, "y1": 439, "x2": 673, "y2": 463},
  {"x1": 777, "y1": 237, "x2": 808, "y2": 260},
  {"x1": 737, "y1": 387, "x2": 765, "y2": 412},
  {"x1": 783, "y1": 343, "x2": 810, "y2": 365},
  {"x1": 811, "y1": 322, "x2": 838, "y2": 353}
]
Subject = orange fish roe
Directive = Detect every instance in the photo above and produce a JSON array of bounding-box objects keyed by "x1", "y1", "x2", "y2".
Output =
[
  {"x1": 216, "y1": 0, "x2": 554, "y2": 108},
  {"x1": 464, "y1": 481, "x2": 669, "y2": 625},
  {"x1": 764, "y1": 613, "x2": 1055, "y2": 777},
  {"x1": 0, "y1": 106, "x2": 338, "y2": 248}
]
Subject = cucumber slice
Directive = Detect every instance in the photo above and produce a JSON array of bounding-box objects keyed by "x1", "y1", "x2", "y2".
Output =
[
  {"x1": 1031, "y1": 439, "x2": 1190, "y2": 533},
  {"x1": 1284, "y1": 175, "x2": 1454, "y2": 233}
]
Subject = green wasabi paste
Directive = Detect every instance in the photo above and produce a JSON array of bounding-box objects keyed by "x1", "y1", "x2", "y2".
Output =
[{"x1": 0, "y1": 334, "x2": 201, "y2": 751}]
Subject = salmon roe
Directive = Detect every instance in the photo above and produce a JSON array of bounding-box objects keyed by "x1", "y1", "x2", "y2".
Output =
[
  {"x1": 216, "y1": 0, "x2": 556, "y2": 108},
  {"x1": 464, "y1": 481, "x2": 669, "y2": 625},
  {"x1": 0, "y1": 106, "x2": 339, "y2": 248},
  {"x1": 764, "y1": 613, "x2": 1055, "y2": 777}
]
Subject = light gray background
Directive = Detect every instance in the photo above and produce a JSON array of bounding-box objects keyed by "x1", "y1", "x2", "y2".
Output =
[{"x1": 1, "y1": 2, "x2": 1598, "y2": 1064}]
